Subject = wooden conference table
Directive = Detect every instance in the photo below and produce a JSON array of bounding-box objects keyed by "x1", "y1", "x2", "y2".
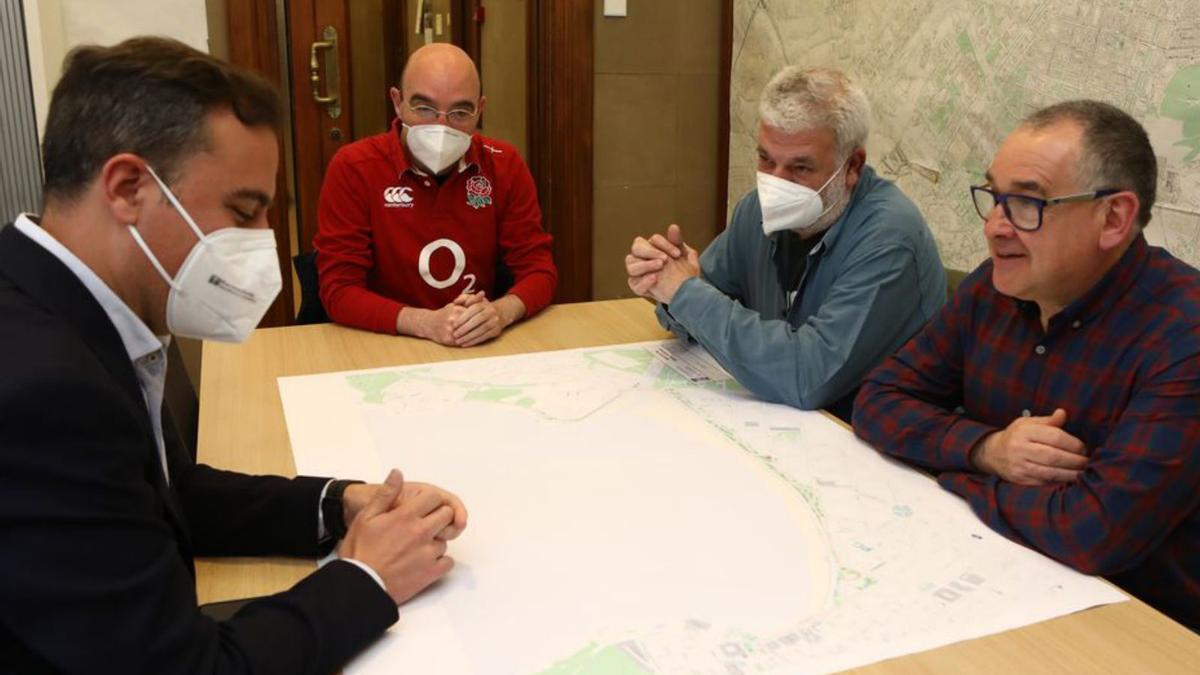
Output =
[{"x1": 196, "y1": 298, "x2": 1200, "y2": 673}]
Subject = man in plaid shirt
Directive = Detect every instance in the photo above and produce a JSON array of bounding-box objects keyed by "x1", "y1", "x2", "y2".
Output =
[{"x1": 853, "y1": 100, "x2": 1200, "y2": 632}]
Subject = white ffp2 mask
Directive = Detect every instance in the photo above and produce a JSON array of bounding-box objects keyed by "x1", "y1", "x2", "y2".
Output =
[
  {"x1": 757, "y1": 159, "x2": 848, "y2": 236},
  {"x1": 128, "y1": 166, "x2": 282, "y2": 343},
  {"x1": 403, "y1": 123, "x2": 472, "y2": 174}
]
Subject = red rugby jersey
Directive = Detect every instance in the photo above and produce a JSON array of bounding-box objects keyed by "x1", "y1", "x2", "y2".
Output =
[{"x1": 315, "y1": 120, "x2": 557, "y2": 334}]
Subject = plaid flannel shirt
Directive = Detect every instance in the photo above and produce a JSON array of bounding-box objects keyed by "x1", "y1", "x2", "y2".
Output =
[{"x1": 853, "y1": 235, "x2": 1200, "y2": 631}]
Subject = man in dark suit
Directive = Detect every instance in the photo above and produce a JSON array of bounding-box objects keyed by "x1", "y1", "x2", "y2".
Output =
[{"x1": 0, "y1": 37, "x2": 467, "y2": 673}]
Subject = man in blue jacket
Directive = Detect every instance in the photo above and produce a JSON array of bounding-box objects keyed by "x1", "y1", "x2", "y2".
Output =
[{"x1": 626, "y1": 66, "x2": 945, "y2": 420}]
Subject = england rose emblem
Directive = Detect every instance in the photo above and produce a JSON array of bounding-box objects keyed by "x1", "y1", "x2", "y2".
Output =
[{"x1": 466, "y1": 175, "x2": 493, "y2": 210}]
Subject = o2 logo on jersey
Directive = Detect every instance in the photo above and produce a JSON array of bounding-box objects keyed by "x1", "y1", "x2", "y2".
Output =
[
  {"x1": 418, "y1": 238, "x2": 476, "y2": 293},
  {"x1": 383, "y1": 186, "x2": 414, "y2": 208}
]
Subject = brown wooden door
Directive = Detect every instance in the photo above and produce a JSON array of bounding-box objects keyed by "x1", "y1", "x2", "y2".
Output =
[{"x1": 288, "y1": 0, "x2": 352, "y2": 259}]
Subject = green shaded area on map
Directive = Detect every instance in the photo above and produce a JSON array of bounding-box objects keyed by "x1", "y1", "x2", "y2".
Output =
[
  {"x1": 536, "y1": 642, "x2": 651, "y2": 675},
  {"x1": 985, "y1": 41, "x2": 1002, "y2": 64},
  {"x1": 1161, "y1": 65, "x2": 1200, "y2": 162},
  {"x1": 465, "y1": 387, "x2": 525, "y2": 403},
  {"x1": 838, "y1": 566, "x2": 877, "y2": 594},
  {"x1": 582, "y1": 348, "x2": 653, "y2": 374},
  {"x1": 956, "y1": 29, "x2": 972, "y2": 54},
  {"x1": 346, "y1": 371, "x2": 404, "y2": 404}
]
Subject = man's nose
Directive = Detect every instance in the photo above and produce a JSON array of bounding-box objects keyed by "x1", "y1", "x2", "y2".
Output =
[{"x1": 984, "y1": 203, "x2": 1016, "y2": 238}]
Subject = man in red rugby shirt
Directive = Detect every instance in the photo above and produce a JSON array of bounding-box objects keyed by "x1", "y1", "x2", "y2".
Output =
[{"x1": 315, "y1": 44, "x2": 557, "y2": 346}]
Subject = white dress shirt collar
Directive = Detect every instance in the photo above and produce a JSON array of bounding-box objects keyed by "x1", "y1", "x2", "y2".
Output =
[
  {"x1": 14, "y1": 214, "x2": 166, "y2": 361},
  {"x1": 13, "y1": 214, "x2": 172, "y2": 482}
]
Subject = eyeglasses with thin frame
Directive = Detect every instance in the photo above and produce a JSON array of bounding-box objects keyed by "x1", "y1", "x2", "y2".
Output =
[
  {"x1": 405, "y1": 101, "x2": 479, "y2": 126},
  {"x1": 970, "y1": 185, "x2": 1118, "y2": 232}
]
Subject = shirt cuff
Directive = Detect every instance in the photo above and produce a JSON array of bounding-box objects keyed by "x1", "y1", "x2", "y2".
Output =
[
  {"x1": 317, "y1": 478, "x2": 336, "y2": 540},
  {"x1": 939, "y1": 417, "x2": 997, "y2": 472},
  {"x1": 660, "y1": 277, "x2": 708, "y2": 326},
  {"x1": 665, "y1": 277, "x2": 720, "y2": 325},
  {"x1": 339, "y1": 557, "x2": 389, "y2": 594},
  {"x1": 508, "y1": 274, "x2": 554, "y2": 318}
]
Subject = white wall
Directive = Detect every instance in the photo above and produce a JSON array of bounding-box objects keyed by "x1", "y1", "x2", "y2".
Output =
[
  {"x1": 23, "y1": 0, "x2": 211, "y2": 138},
  {"x1": 20, "y1": 0, "x2": 213, "y2": 388},
  {"x1": 22, "y1": 0, "x2": 64, "y2": 138}
]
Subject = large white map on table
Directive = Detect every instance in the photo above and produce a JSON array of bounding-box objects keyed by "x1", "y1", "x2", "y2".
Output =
[
  {"x1": 729, "y1": 0, "x2": 1200, "y2": 272},
  {"x1": 279, "y1": 341, "x2": 1124, "y2": 675}
]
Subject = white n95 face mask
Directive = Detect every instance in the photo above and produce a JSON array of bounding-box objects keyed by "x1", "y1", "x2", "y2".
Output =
[
  {"x1": 127, "y1": 165, "x2": 282, "y2": 343},
  {"x1": 757, "y1": 158, "x2": 848, "y2": 236},
  {"x1": 403, "y1": 123, "x2": 472, "y2": 174}
]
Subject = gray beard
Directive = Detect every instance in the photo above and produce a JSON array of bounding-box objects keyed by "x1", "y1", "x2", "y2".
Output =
[{"x1": 794, "y1": 176, "x2": 849, "y2": 237}]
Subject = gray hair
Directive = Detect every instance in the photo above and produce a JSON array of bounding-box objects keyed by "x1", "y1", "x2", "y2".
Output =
[
  {"x1": 758, "y1": 67, "x2": 871, "y2": 160},
  {"x1": 1020, "y1": 100, "x2": 1157, "y2": 227}
]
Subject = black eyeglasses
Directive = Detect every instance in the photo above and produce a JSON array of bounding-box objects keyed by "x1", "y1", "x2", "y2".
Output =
[{"x1": 970, "y1": 185, "x2": 1119, "y2": 232}]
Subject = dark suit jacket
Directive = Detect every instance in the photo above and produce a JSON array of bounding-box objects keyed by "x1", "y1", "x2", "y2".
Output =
[{"x1": 0, "y1": 225, "x2": 397, "y2": 673}]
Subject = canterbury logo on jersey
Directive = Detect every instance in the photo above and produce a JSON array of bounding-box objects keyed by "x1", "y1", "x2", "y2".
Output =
[{"x1": 383, "y1": 186, "x2": 414, "y2": 208}]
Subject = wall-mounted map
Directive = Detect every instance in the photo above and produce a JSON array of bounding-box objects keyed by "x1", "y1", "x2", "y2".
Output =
[{"x1": 729, "y1": 0, "x2": 1200, "y2": 272}]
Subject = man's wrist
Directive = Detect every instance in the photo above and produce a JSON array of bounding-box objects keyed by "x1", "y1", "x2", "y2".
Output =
[
  {"x1": 396, "y1": 307, "x2": 428, "y2": 337},
  {"x1": 338, "y1": 557, "x2": 388, "y2": 594},
  {"x1": 659, "y1": 274, "x2": 696, "y2": 306},
  {"x1": 969, "y1": 433, "x2": 996, "y2": 474},
  {"x1": 321, "y1": 479, "x2": 365, "y2": 541},
  {"x1": 341, "y1": 483, "x2": 372, "y2": 526},
  {"x1": 496, "y1": 295, "x2": 525, "y2": 327}
]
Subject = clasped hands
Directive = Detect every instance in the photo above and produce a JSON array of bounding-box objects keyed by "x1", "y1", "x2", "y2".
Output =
[
  {"x1": 338, "y1": 470, "x2": 468, "y2": 605},
  {"x1": 401, "y1": 292, "x2": 525, "y2": 347},
  {"x1": 970, "y1": 408, "x2": 1091, "y2": 486},
  {"x1": 625, "y1": 224, "x2": 701, "y2": 304}
]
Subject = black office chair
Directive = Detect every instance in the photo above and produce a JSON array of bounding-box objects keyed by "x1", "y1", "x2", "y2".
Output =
[
  {"x1": 494, "y1": 257, "x2": 514, "y2": 298},
  {"x1": 293, "y1": 250, "x2": 330, "y2": 325},
  {"x1": 164, "y1": 339, "x2": 199, "y2": 460}
]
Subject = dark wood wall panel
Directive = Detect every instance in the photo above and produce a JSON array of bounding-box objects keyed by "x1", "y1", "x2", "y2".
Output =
[
  {"x1": 226, "y1": 0, "x2": 294, "y2": 327},
  {"x1": 528, "y1": 0, "x2": 594, "y2": 303},
  {"x1": 718, "y1": 0, "x2": 732, "y2": 230}
]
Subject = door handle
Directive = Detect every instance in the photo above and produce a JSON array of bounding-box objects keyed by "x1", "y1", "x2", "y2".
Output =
[{"x1": 309, "y1": 26, "x2": 342, "y2": 119}]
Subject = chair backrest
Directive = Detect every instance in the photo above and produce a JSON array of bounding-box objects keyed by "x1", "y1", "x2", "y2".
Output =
[
  {"x1": 494, "y1": 257, "x2": 514, "y2": 298},
  {"x1": 293, "y1": 250, "x2": 330, "y2": 325},
  {"x1": 164, "y1": 339, "x2": 198, "y2": 460},
  {"x1": 945, "y1": 267, "x2": 969, "y2": 300}
]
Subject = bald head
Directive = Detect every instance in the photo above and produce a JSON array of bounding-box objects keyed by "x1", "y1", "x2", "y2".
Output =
[
  {"x1": 390, "y1": 43, "x2": 486, "y2": 150},
  {"x1": 401, "y1": 43, "x2": 481, "y2": 100}
]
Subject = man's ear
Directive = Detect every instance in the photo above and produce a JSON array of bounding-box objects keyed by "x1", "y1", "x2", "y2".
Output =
[
  {"x1": 844, "y1": 148, "x2": 867, "y2": 192},
  {"x1": 99, "y1": 154, "x2": 151, "y2": 226},
  {"x1": 389, "y1": 86, "x2": 403, "y2": 116},
  {"x1": 1098, "y1": 191, "x2": 1139, "y2": 251}
]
